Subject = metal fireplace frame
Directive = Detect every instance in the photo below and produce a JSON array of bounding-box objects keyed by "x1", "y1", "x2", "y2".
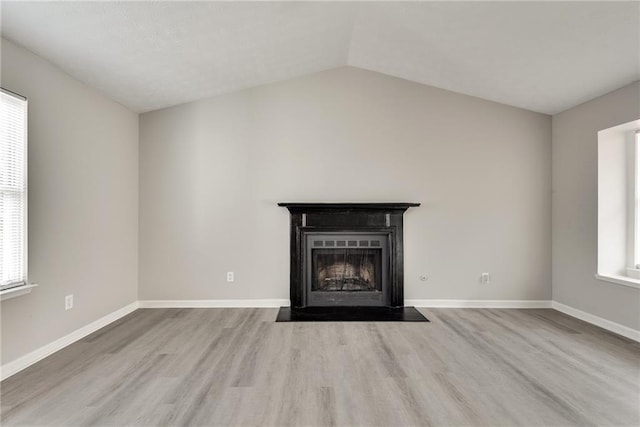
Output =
[{"x1": 305, "y1": 232, "x2": 390, "y2": 307}]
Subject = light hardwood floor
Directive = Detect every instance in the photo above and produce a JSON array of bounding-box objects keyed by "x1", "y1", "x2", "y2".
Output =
[{"x1": 1, "y1": 308, "x2": 638, "y2": 426}]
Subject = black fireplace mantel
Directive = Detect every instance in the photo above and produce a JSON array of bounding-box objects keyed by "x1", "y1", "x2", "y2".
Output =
[
  {"x1": 278, "y1": 202, "x2": 420, "y2": 211},
  {"x1": 279, "y1": 202, "x2": 420, "y2": 308}
]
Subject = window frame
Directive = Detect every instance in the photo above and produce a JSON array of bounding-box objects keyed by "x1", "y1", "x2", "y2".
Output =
[
  {"x1": 595, "y1": 119, "x2": 640, "y2": 288},
  {"x1": 635, "y1": 130, "x2": 640, "y2": 269},
  {"x1": 0, "y1": 87, "x2": 28, "y2": 291}
]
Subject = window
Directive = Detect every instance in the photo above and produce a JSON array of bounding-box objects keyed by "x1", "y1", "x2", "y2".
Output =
[
  {"x1": 596, "y1": 119, "x2": 640, "y2": 287},
  {"x1": 1, "y1": 88, "x2": 28, "y2": 291},
  {"x1": 635, "y1": 130, "x2": 640, "y2": 269}
]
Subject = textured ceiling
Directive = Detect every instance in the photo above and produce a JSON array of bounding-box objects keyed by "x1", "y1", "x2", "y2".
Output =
[{"x1": 1, "y1": 1, "x2": 638, "y2": 114}]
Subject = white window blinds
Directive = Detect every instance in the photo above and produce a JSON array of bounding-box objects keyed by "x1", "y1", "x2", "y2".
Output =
[{"x1": 1, "y1": 89, "x2": 27, "y2": 290}]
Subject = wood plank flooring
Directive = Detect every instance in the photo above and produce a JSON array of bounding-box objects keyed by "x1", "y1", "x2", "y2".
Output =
[{"x1": 1, "y1": 308, "x2": 638, "y2": 426}]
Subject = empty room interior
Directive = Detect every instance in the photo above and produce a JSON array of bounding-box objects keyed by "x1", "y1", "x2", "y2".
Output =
[{"x1": 1, "y1": 1, "x2": 639, "y2": 426}]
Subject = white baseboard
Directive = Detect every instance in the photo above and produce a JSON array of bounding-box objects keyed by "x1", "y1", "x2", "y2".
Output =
[
  {"x1": 142, "y1": 299, "x2": 548, "y2": 309},
  {"x1": 0, "y1": 301, "x2": 139, "y2": 381},
  {"x1": 552, "y1": 301, "x2": 640, "y2": 342},
  {"x1": 138, "y1": 299, "x2": 290, "y2": 308},
  {"x1": 406, "y1": 299, "x2": 552, "y2": 308}
]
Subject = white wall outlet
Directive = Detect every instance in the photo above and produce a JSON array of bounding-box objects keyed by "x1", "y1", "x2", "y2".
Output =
[
  {"x1": 419, "y1": 275, "x2": 428, "y2": 282},
  {"x1": 65, "y1": 294, "x2": 74, "y2": 310},
  {"x1": 481, "y1": 273, "x2": 491, "y2": 284},
  {"x1": 226, "y1": 272, "x2": 234, "y2": 282}
]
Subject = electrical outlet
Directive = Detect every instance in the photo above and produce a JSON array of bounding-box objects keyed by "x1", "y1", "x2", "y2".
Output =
[
  {"x1": 65, "y1": 294, "x2": 74, "y2": 310},
  {"x1": 481, "y1": 273, "x2": 491, "y2": 284},
  {"x1": 419, "y1": 275, "x2": 428, "y2": 282},
  {"x1": 227, "y1": 272, "x2": 234, "y2": 282}
]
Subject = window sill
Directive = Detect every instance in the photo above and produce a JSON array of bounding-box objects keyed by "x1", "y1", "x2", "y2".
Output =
[
  {"x1": 595, "y1": 274, "x2": 640, "y2": 289},
  {"x1": 0, "y1": 283, "x2": 38, "y2": 301},
  {"x1": 625, "y1": 268, "x2": 640, "y2": 279}
]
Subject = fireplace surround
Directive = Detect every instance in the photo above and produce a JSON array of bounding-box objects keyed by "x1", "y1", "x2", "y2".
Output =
[{"x1": 279, "y1": 203, "x2": 420, "y2": 308}]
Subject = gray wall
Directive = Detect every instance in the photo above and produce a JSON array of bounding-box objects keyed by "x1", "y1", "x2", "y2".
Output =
[
  {"x1": 552, "y1": 82, "x2": 640, "y2": 330},
  {"x1": 139, "y1": 67, "x2": 552, "y2": 302},
  {"x1": 0, "y1": 39, "x2": 139, "y2": 364}
]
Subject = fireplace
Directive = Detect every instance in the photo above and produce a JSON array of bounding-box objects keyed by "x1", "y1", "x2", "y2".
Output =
[
  {"x1": 307, "y1": 233, "x2": 388, "y2": 306},
  {"x1": 279, "y1": 203, "x2": 419, "y2": 308}
]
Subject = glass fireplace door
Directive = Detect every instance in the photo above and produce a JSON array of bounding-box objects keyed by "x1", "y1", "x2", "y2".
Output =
[{"x1": 305, "y1": 233, "x2": 389, "y2": 306}]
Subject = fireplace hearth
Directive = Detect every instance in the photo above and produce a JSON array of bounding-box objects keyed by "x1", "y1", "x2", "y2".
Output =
[{"x1": 278, "y1": 203, "x2": 419, "y2": 308}]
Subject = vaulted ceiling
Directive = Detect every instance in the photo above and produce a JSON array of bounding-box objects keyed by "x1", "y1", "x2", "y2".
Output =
[{"x1": 2, "y1": 1, "x2": 638, "y2": 114}]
